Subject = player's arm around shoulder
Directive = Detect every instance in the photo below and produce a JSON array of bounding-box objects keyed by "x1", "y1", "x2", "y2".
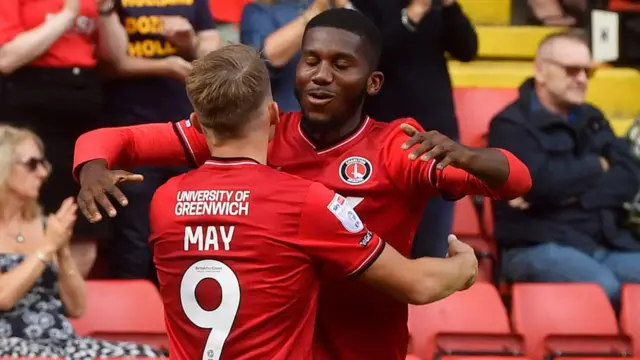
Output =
[
  {"x1": 358, "y1": 235, "x2": 478, "y2": 305},
  {"x1": 298, "y1": 181, "x2": 477, "y2": 305},
  {"x1": 378, "y1": 118, "x2": 434, "y2": 195},
  {"x1": 382, "y1": 119, "x2": 532, "y2": 200}
]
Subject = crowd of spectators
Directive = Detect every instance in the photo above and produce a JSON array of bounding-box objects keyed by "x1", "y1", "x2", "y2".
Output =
[{"x1": 0, "y1": 0, "x2": 639, "y2": 357}]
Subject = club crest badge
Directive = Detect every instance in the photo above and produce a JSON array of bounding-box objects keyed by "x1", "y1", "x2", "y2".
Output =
[{"x1": 339, "y1": 157, "x2": 372, "y2": 185}]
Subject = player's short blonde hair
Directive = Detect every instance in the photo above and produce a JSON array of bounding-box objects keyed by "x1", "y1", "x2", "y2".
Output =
[
  {"x1": 0, "y1": 125, "x2": 44, "y2": 220},
  {"x1": 186, "y1": 44, "x2": 271, "y2": 140}
]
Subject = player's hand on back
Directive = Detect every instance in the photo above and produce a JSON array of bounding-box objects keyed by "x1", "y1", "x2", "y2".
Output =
[
  {"x1": 77, "y1": 159, "x2": 144, "y2": 223},
  {"x1": 400, "y1": 123, "x2": 476, "y2": 171},
  {"x1": 446, "y1": 234, "x2": 478, "y2": 291}
]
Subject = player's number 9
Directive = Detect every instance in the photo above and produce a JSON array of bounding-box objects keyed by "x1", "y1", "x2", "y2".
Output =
[{"x1": 180, "y1": 259, "x2": 241, "y2": 360}]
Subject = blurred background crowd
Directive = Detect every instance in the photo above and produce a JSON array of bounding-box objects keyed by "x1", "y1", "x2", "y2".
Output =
[{"x1": 0, "y1": 0, "x2": 639, "y2": 359}]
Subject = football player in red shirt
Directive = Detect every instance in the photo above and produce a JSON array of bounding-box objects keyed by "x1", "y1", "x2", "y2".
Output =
[
  {"x1": 152, "y1": 43, "x2": 477, "y2": 360},
  {"x1": 74, "y1": 9, "x2": 532, "y2": 360}
]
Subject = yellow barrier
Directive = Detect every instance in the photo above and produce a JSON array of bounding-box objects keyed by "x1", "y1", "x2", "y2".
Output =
[
  {"x1": 458, "y1": 0, "x2": 511, "y2": 25},
  {"x1": 476, "y1": 26, "x2": 565, "y2": 59},
  {"x1": 449, "y1": 61, "x2": 640, "y2": 118}
]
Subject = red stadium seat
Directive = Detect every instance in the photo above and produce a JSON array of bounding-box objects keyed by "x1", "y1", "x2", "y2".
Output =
[
  {"x1": 452, "y1": 196, "x2": 494, "y2": 282},
  {"x1": 621, "y1": 284, "x2": 640, "y2": 354},
  {"x1": 511, "y1": 283, "x2": 628, "y2": 360},
  {"x1": 441, "y1": 356, "x2": 530, "y2": 360},
  {"x1": 406, "y1": 355, "x2": 422, "y2": 360},
  {"x1": 555, "y1": 358, "x2": 640, "y2": 360},
  {"x1": 69, "y1": 280, "x2": 167, "y2": 348},
  {"x1": 453, "y1": 87, "x2": 518, "y2": 148},
  {"x1": 408, "y1": 282, "x2": 521, "y2": 360}
]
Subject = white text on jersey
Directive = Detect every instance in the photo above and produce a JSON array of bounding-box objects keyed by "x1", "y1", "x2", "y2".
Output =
[
  {"x1": 184, "y1": 225, "x2": 235, "y2": 251},
  {"x1": 175, "y1": 190, "x2": 251, "y2": 216}
]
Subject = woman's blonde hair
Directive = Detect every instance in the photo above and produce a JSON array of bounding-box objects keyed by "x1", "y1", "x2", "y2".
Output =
[{"x1": 0, "y1": 125, "x2": 45, "y2": 220}]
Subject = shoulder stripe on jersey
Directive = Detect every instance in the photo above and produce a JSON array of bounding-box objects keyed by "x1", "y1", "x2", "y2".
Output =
[
  {"x1": 427, "y1": 159, "x2": 437, "y2": 188},
  {"x1": 172, "y1": 122, "x2": 197, "y2": 168},
  {"x1": 348, "y1": 240, "x2": 386, "y2": 277}
]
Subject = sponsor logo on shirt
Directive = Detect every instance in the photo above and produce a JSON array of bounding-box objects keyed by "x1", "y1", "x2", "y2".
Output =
[
  {"x1": 339, "y1": 156, "x2": 372, "y2": 186},
  {"x1": 360, "y1": 231, "x2": 373, "y2": 247},
  {"x1": 327, "y1": 194, "x2": 364, "y2": 233}
]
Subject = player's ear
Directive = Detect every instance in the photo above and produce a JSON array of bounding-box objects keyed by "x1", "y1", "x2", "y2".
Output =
[
  {"x1": 366, "y1": 71, "x2": 384, "y2": 96},
  {"x1": 267, "y1": 101, "x2": 279, "y2": 141},
  {"x1": 189, "y1": 112, "x2": 203, "y2": 134},
  {"x1": 268, "y1": 101, "x2": 280, "y2": 127}
]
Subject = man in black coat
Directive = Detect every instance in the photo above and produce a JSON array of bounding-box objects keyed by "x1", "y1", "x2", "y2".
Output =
[{"x1": 488, "y1": 30, "x2": 640, "y2": 308}]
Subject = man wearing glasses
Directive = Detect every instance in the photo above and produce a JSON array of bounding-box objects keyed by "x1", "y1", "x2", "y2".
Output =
[{"x1": 487, "y1": 29, "x2": 640, "y2": 310}]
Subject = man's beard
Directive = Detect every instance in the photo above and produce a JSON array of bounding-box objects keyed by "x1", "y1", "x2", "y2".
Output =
[{"x1": 295, "y1": 86, "x2": 368, "y2": 133}]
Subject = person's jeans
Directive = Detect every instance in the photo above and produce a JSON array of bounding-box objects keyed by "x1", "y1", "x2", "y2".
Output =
[
  {"x1": 412, "y1": 195, "x2": 454, "y2": 259},
  {"x1": 502, "y1": 242, "x2": 640, "y2": 308},
  {"x1": 111, "y1": 166, "x2": 190, "y2": 280}
]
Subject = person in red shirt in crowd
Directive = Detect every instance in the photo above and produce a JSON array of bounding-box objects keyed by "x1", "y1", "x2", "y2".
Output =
[
  {"x1": 209, "y1": 0, "x2": 250, "y2": 43},
  {"x1": 74, "y1": 9, "x2": 532, "y2": 360},
  {"x1": 151, "y1": 43, "x2": 478, "y2": 360}
]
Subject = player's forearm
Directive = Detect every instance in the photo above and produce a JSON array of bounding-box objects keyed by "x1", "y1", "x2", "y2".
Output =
[
  {"x1": 459, "y1": 148, "x2": 509, "y2": 188},
  {"x1": 73, "y1": 122, "x2": 192, "y2": 180},
  {"x1": 461, "y1": 149, "x2": 532, "y2": 197},
  {"x1": 408, "y1": 256, "x2": 474, "y2": 304},
  {"x1": 73, "y1": 127, "x2": 138, "y2": 180}
]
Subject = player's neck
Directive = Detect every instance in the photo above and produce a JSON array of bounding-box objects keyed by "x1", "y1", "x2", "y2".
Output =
[
  {"x1": 206, "y1": 133, "x2": 268, "y2": 165},
  {"x1": 301, "y1": 112, "x2": 365, "y2": 149}
]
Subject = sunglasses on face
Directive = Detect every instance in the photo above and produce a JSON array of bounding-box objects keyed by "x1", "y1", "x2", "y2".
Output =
[
  {"x1": 18, "y1": 157, "x2": 51, "y2": 172},
  {"x1": 546, "y1": 59, "x2": 595, "y2": 79}
]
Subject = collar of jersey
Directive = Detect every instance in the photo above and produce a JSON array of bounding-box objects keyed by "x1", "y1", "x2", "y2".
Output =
[
  {"x1": 298, "y1": 115, "x2": 372, "y2": 155},
  {"x1": 204, "y1": 156, "x2": 260, "y2": 167}
]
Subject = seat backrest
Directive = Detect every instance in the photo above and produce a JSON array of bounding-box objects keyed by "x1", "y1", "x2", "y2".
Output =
[
  {"x1": 452, "y1": 196, "x2": 482, "y2": 238},
  {"x1": 453, "y1": 87, "x2": 518, "y2": 147},
  {"x1": 70, "y1": 280, "x2": 165, "y2": 341},
  {"x1": 408, "y1": 283, "x2": 510, "y2": 358},
  {"x1": 511, "y1": 283, "x2": 619, "y2": 360},
  {"x1": 621, "y1": 284, "x2": 640, "y2": 353}
]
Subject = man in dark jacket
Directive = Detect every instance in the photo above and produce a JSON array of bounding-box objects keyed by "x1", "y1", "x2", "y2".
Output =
[{"x1": 488, "y1": 30, "x2": 640, "y2": 307}]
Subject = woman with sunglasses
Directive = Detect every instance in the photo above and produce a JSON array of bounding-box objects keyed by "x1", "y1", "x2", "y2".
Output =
[{"x1": 0, "y1": 125, "x2": 167, "y2": 358}]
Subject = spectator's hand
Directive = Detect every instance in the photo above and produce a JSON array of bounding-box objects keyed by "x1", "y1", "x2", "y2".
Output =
[
  {"x1": 332, "y1": 0, "x2": 352, "y2": 7},
  {"x1": 447, "y1": 234, "x2": 477, "y2": 291},
  {"x1": 162, "y1": 56, "x2": 192, "y2": 82},
  {"x1": 599, "y1": 156, "x2": 610, "y2": 172},
  {"x1": 310, "y1": 0, "x2": 332, "y2": 14},
  {"x1": 45, "y1": 197, "x2": 78, "y2": 251},
  {"x1": 508, "y1": 197, "x2": 530, "y2": 210},
  {"x1": 94, "y1": 0, "x2": 114, "y2": 13},
  {"x1": 63, "y1": 0, "x2": 81, "y2": 15},
  {"x1": 77, "y1": 160, "x2": 144, "y2": 222},
  {"x1": 160, "y1": 16, "x2": 196, "y2": 54},
  {"x1": 407, "y1": 0, "x2": 432, "y2": 22},
  {"x1": 400, "y1": 123, "x2": 476, "y2": 170}
]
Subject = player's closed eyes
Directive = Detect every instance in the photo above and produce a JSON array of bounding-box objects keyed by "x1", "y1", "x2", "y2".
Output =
[{"x1": 334, "y1": 61, "x2": 349, "y2": 70}]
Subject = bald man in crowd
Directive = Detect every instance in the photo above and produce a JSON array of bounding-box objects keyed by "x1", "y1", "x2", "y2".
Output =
[{"x1": 487, "y1": 29, "x2": 640, "y2": 310}]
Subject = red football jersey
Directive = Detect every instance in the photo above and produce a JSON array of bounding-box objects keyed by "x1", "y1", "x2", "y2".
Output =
[
  {"x1": 149, "y1": 157, "x2": 385, "y2": 360},
  {"x1": 75, "y1": 113, "x2": 531, "y2": 360}
]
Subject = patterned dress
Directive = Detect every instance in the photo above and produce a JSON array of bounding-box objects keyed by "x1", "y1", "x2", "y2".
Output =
[{"x1": 0, "y1": 253, "x2": 168, "y2": 359}]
